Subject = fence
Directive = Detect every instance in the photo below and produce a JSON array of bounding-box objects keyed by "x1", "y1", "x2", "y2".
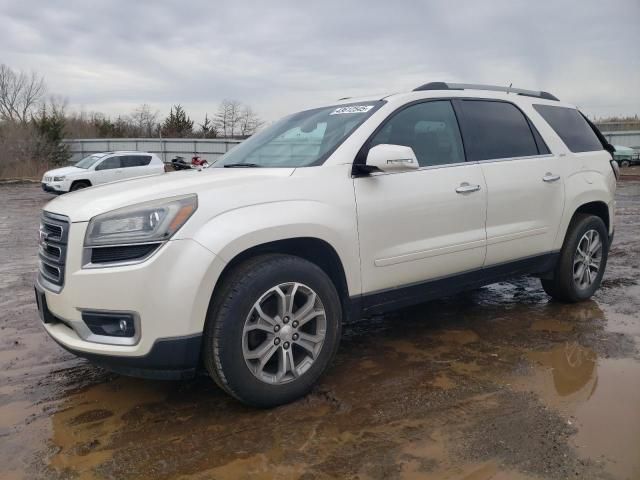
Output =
[
  {"x1": 600, "y1": 130, "x2": 640, "y2": 151},
  {"x1": 61, "y1": 138, "x2": 243, "y2": 164},
  {"x1": 61, "y1": 131, "x2": 640, "y2": 166}
]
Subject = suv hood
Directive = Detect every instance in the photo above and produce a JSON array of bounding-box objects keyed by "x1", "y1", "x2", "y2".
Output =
[
  {"x1": 43, "y1": 166, "x2": 86, "y2": 178},
  {"x1": 44, "y1": 168, "x2": 295, "y2": 222}
]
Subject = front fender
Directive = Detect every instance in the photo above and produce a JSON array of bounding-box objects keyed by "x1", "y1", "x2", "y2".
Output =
[{"x1": 190, "y1": 200, "x2": 361, "y2": 295}]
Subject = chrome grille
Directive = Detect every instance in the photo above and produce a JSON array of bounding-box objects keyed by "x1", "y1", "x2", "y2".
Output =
[{"x1": 38, "y1": 212, "x2": 70, "y2": 290}]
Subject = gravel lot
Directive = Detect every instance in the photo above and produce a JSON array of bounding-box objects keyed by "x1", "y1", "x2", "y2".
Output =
[{"x1": 1, "y1": 181, "x2": 639, "y2": 480}]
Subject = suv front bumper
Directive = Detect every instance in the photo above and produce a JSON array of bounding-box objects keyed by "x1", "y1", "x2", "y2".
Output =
[
  {"x1": 42, "y1": 182, "x2": 67, "y2": 193},
  {"x1": 36, "y1": 226, "x2": 226, "y2": 379},
  {"x1": 36, "y1": 284, "x2": 202, "y2": 379}
]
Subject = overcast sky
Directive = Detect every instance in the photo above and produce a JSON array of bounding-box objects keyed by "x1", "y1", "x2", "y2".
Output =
[{"x1": 1, "y1": 0, "x2": 638, "y2": 124}]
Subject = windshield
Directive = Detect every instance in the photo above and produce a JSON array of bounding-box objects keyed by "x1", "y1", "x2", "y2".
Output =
[
  {"x1": 75, "y1": 153, "x2": 107, "y2": 169},
  {"x1": 213, "y1": 101, "x2": 384, "y2": 168}
]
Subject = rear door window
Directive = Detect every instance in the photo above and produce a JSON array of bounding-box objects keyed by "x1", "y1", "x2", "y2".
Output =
[
  {"x1": 459, "y1": 100, "x2": 540, "y2": 161},
  {"x1": 533, "y1": 105, "x2": 603, "y2": 153}
]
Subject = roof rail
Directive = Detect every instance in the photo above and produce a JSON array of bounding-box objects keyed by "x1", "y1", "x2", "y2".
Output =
[{"x1": 412, "y1": 82, "x2": 559, "y2": 101}]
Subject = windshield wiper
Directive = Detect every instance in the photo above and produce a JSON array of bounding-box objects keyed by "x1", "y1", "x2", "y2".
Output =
[{"x1": 223, "y1": 163, "x2": 262, "y2": 168}]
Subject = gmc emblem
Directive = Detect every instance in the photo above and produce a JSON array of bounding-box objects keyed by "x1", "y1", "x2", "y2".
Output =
[{"x1": 38, "y1": 228, "x2": 48, "y2": 247}]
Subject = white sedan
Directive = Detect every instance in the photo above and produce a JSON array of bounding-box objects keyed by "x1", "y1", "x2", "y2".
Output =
[{"x1": 41, "y1": 151, "x2": 165, "y2": 193}]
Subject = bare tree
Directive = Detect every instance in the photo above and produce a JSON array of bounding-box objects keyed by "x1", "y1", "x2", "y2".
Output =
[
  {"x1": 214, "y1": 99, "x2": 242, "y2": 138},
  {"x1": 238, "y1": 105, "x2": 264, "y2": 137},
  {"x1": 0, "y1": 64, "x2": 46, "y2": 123},
  {"x1": 129, "y1": 104, "x2": 159, "y2": 137}
]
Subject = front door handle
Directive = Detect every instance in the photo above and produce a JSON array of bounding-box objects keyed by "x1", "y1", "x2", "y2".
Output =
[
  {"x1": 455, "y1": 182, "x2": 481, "y2": 194},
  {"x1": 542, "y1": 173, "x2": 560, "y2": 182}
]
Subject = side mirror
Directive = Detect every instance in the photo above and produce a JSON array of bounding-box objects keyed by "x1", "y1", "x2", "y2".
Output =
[{"x1": 365, "y1": 144, "x2": 419, "y2": 173}]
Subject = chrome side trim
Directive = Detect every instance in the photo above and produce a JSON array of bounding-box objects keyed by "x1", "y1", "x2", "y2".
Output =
[
  {"x1": 360, "y1": 154, "x2": 556, "y2": 177},
  {"x1": 477, "y1": 154, "x2": 554, "y2": 164},
  {"x1": 486, "y1": 227, "x2": 549, "y2": 246},
  {"x1": 366, "y1": 161, "x2": 474, "y2": 176},
  {"x1": 375, "y1": 238, "x2": 486, "y2": 267}
]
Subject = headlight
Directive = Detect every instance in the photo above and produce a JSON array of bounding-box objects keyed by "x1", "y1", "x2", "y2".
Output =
[
  {"x1": 84, "y1": 195, "x2": 197, "y2": 247},
  {"x1": 53, "y1": 176, "x2": 65, "y2": 181}
]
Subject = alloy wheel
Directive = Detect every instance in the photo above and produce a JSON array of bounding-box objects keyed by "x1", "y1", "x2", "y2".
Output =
[
  {"x1": 573, "y1": 229, "x2": 602, "y2": 290},
  {"x1": 242, "y1": 282, "x2": 327, "y2": 384}
]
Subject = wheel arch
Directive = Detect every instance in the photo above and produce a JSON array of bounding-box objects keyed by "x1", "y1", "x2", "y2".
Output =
[
  {"x1": 210, "y1": 237, "x2": 353, "y2": 321},
  {"x1": 574, "y1": 201, "x2": 610, "y2": 232},
  {"x1": 555, "y1": 198, "x2": 612, "y2": 252},
  {"x1": 70, "y1": 179, "x2": 92, "y2": 189}
]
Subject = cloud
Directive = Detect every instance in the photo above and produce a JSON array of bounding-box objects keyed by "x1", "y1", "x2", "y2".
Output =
[{"x1": 1, "y1": 0, "x2": 638, "y2": 122}]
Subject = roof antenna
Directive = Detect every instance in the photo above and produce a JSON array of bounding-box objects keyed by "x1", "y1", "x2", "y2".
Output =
[{"x1": 506, "y1": 82, "x2": 513, "y2": 94}]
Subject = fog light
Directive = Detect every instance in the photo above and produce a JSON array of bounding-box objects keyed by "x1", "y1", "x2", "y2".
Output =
[{"x1": 83, "y1": 312, "x2": 136, "y2": 338}]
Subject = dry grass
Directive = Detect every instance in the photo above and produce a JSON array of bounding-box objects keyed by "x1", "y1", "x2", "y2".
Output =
[
  {"x1": 0, "y1": 159, "x2": 51, "y2": 180},
  {"x1": 0, "y1": 121, "x2": 55, "y2": 180}
]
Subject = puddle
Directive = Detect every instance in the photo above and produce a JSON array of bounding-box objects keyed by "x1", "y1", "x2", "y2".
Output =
[
  {"x1": 177, "y1": 455, "x2": 308, "y2": 480},
  {"x1": 435, "y1": 330, "x2": 480, "y2": 344},
  {"x1": 521, "y1": 343, "x2": 640, "y2": 478},
  {"x1": 431, "y1": 374, "x2": 456, "y2": 390},
  {"x1": 571, "y1": 359, "x2": 640, "y2": 479},
  {"x1": 47, "y1": 378, "x2": 170, "y2": 477},
  {"x1": 530, "y1": 319, "x2": 574, "y2": 332},
  {"x1": 526, "y1": 343, "x2": 598, "y2": 399}
]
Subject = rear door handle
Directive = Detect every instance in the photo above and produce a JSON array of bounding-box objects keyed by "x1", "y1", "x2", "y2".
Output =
[
  {"x1": 542, "y1": 173, "x2": 560, "y2": 182},
  {"x1": 455, "y1": 182, "x2": 481, "y2": 194}
]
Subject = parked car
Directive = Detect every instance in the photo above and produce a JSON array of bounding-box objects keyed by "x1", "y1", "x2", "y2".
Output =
[
  {"x1": 35, "y1": 82, "x2": 618, "y2": 407},
  {"x1": 612, "y1": 145, "x2": 640, "y2": 167},
  {"x1": 41, "y1": 151, "x2": 165, "y2": 193}
]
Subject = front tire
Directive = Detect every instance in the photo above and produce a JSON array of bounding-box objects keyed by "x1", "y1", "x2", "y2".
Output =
[
  {"x1": 70, "y1": 181, "x2": 90, "y2": 191},
  {"x1": 541, "y1": 214, "x2": 609, "y2": 302},
  {"x1": 203, "y1": 254, "x2": 342, "y2": 407}
]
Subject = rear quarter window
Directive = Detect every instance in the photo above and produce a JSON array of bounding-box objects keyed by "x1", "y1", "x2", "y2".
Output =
[
  {"x1": 121, "y1": 155, "x2": 153, "y2": 167},
  {"x1": 533, "y1": 105, "x2": 603, "y2": 153}
]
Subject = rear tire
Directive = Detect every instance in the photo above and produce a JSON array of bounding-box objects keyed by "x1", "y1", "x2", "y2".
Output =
[
  {"x1": 70, "y1": 181, "x2": 90, "y2": 191},
  {"x1": 203, "y1": 254, "x2": 342, "y2": 408},
  {"x1": 621, "y1": 160, "x2": 630, "y2": 168},
  {"x1": 541, "y1": 214, "x2": 608, "y2": 302}
]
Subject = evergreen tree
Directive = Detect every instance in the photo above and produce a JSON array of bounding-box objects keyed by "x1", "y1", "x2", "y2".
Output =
[
  {"x1": 161, "y1": 104, "x2": 194, "y2": 137},
  {"x1": 198, "y1": 114, "x2": 218, "y2": 138},
  {"x1": 31, "y1": 102, "x2": 70, "y2": 165}
]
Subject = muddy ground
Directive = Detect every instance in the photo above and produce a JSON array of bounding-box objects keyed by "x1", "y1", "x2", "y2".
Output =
[{"x1": 1, "y1": 181, "x2": 639, "y2": 480}]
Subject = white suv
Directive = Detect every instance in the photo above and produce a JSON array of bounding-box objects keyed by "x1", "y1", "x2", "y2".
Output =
[
  {"x1": 41, "y1": 151, "x2": 165, "y2": 193},
  {"x1": 35, "y1": 83, "x2": 618, "y2": 407}
]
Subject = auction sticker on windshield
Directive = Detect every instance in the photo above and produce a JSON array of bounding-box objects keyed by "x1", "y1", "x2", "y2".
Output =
[{"x1": 330, "y1": 105, "x2": 375, "y2": 115}]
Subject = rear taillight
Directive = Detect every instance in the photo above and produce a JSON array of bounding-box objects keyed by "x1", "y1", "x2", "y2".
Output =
[{"x1": 610, "y1": 160, "x2": 620, "y2": 181}]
